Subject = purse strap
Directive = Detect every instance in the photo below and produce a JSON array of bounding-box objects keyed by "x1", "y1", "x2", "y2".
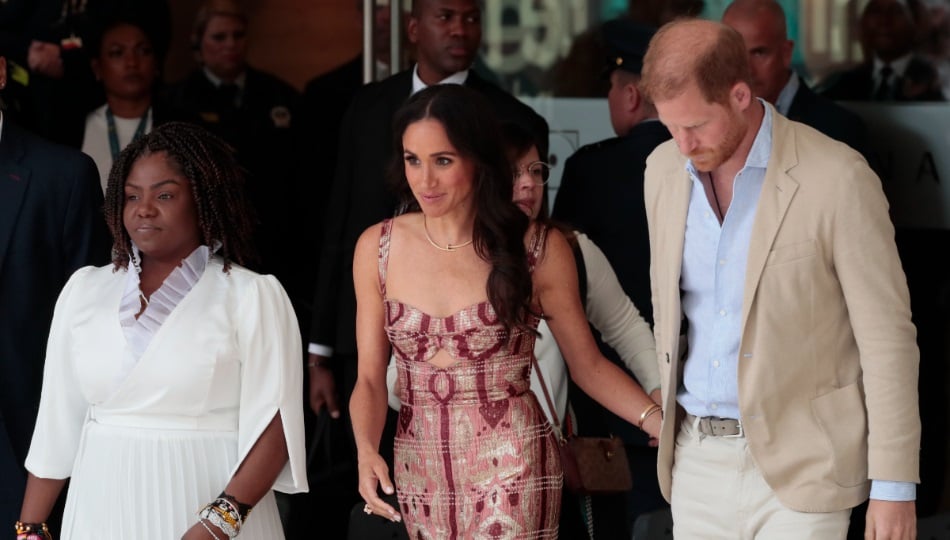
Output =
[
  {"x1": 533, "y1": 233, "x2": 588, "y2": 440},
  {"x1": 530, "y1": 353, "x2": 567, "y2": 440}
]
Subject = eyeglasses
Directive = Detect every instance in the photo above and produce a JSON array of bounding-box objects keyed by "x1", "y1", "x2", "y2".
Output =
[{"x1": 512, "y1": 161, "x2": 552, "y2": 186}]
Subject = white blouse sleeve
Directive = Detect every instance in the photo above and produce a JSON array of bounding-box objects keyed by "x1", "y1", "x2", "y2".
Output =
[
  {"x1": 576, "y1": 233, "x2": 661, "y2": 394},
  {"x1": 25, "y1": 267, "x2": 96, "y2": 479},
  {"x1": 233, "y1": 274, "x2": 308, "y2": 494}
]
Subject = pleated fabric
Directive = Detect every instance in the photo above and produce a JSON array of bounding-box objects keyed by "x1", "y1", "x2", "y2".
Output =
[{"x1": 61, "y1": 422, "x2": 284, "y2": 539}]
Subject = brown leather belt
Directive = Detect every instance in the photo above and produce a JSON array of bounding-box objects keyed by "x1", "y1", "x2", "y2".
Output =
[{"x1": 686, "y1": 413, "x2": 743, "y2": 437}]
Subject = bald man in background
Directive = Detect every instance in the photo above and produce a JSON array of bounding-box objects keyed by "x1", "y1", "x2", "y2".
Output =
[{"x1": 722, "y1": 0, "x2": 875, "y2": 169}]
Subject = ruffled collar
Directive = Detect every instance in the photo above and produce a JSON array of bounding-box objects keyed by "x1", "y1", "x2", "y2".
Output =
[{"x1": 119, "y1": 244, "x2": 215, "y2": 359}]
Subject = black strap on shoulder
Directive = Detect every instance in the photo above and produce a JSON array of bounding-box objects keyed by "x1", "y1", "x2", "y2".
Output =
[{"x1": 569, "y1": 236, "x2": 588, "y2": 310}]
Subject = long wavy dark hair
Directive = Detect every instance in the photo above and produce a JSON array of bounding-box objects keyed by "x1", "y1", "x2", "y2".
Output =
[
  {"x1": 388, "y1": 85, "x2": 536, "y2": 334},
  {"x1": 103, "y1": 121, "x2": 257, "y2": 272}
]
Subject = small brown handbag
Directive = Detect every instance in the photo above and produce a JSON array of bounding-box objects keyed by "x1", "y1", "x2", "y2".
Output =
[{"x1": 531, "y1": 355, "x2": 633, "y2": 495}]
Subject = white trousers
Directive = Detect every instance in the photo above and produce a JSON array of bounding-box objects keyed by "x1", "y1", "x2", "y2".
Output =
[{"x1": 670, "y1": 419, "x2": 850, "y2": 539}]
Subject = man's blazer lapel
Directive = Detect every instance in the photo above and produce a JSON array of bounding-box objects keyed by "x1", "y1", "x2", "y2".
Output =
[
  {"x1": 651, "y1": 146, "x2": 691, "y2": 356},
  {"x1": 741, "y1": 108, "x2": 800, "y2": 332},
  {"x1": 0, "y1": 128, "x2": 30, "y2": 276}
]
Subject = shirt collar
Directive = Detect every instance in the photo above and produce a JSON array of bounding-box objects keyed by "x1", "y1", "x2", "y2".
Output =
[
  {"x1": 411, "y1": 64, "x2": 469, "y2": 95},
  {"x1": 203, "y1": 67, "x2": 247, "y2": 90},
  {"x1": 685, "y1": 99, "x2": 773, "y2": 178},
  {"x1": 376, "y1": 59, "x2": 392, "y2": 81},
  {"x1": 129, "y1": 241, "x2": 221, "y2": 273},
  {"x1": 774, "y1": 71, "x2": 799, "y2": 116},
  {"x1": 873, "y1": 53, "x2": 913, "y2": 78}
]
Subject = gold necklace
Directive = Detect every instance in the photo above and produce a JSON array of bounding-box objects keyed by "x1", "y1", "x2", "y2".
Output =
[{"x1": 423, "y1": 215, "x2": 473, "y2": 252}]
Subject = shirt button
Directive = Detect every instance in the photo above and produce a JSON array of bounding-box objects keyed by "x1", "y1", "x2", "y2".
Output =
[
  {"x1": 719, "y1": 309, "x2": 726, "y2": 316},
  {"x1": 719, "y1": 259, "x2": 726, "y2": 265},
  {"x1": 713, "y1": 360, "x2": 720, "y2": 367},
  {"x1": 710, "y1": 403, "x2": 719, "y2": 410}
]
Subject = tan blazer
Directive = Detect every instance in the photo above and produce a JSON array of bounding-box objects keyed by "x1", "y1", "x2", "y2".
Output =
[{"x1": 644, "y1": 104, "x2": 920, "y2": 512}]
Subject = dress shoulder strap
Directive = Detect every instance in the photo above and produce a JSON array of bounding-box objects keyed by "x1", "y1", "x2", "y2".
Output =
[
  {"x1": 378, "y1": 218, "x2": 394, "y2": 297},
  {"x1": 526, "y1": 223, "x2": 549, "y2": 272}
]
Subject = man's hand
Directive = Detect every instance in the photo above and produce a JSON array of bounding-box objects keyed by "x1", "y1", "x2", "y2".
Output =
[
  {"x1": 308, "y1": 354, "x2": 340, "y2": 418},
  {"x1": 865, "y1": 499, "x2": 916, "y2": 540}
]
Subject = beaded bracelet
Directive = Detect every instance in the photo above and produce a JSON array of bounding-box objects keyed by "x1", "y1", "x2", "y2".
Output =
[
  {"x1": 198, "y1": 503, "x2": 239, "y2": 539},
  {"x1": 218, "y1": 492, "x2": 252, "y2": 521},
  {"x1": 198, "y1": 491, "x2": 254, "y2": 539},
  {"x1": 14, "y1": 521, "x2": 51, "y2": 540},
  {"x1": 199, "y1": 518, "x2": 223, "y2": 540}
]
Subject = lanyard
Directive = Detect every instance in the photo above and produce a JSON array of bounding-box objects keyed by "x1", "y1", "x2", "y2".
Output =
[{"x1": 106, "y1": 107, "x2": 149, "y2": 160}]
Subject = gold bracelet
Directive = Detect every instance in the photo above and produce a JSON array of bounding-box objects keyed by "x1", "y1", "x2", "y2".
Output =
[
  {"x1": 638, "y1": 403, "x2": 662, "y2": 429},
  {"x1": 15, "y1": 521, "x2": 51, "y2": 540}
]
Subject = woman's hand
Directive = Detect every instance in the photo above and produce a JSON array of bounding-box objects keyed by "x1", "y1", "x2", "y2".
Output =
[
  {"x1": 181, "y1": 520, "x2": 224, "y2": 540},
  {"x1": 357, "y1": 452, "x2": 401, "y2": 523},
  {"x1": 645, "y1": 389, "x2": 663, "y2": 447}
]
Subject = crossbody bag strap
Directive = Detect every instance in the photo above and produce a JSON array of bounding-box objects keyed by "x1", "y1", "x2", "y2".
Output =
[
  {"x1": 533, "y1": 232, "x2": 587, "y2": 439},
  {"x1": 530, "y1": 353, "x2": 565, "y2": 438}
]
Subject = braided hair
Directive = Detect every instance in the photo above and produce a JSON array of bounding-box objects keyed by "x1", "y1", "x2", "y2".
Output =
[{"x1": 103, "y1": 121, "x2": 257, "y2": 272}]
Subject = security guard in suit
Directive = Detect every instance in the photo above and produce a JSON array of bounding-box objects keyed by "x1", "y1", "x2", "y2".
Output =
[{"x1": 551, "y1": 19, "x2": 672, "y2": 539}]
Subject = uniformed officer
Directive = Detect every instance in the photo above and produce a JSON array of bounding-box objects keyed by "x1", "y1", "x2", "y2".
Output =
[{"x1": 161, "y1": 0, "x2": 306, "y2": 314}]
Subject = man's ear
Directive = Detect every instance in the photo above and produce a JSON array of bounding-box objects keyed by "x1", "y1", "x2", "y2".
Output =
[
  {"x1": 782, "y1": 39, "x2": 794, "y2": 71},
  {"x1": 626, "y1": 82, "x2": 641, "y2": 113},
  {"x1": 407, "y1": 15, "x2": 419, "y2": 44},
  {"x1": 731, "y1": 81, "x2": 752, "y2": 108},
  {"x1": 0, "y1": 57, "x2": 6, "y2": 89}
]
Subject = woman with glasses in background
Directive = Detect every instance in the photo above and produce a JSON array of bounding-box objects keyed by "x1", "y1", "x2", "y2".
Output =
[{"x1": 504, "y1": 121, "x2": 662, "y2": 539}]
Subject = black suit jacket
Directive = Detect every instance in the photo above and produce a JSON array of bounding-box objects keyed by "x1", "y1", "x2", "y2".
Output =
[
  {"x1": 161, "y1": 67, "x2": 307, "y2": 305},
  {"x1": 819, "y1": 57, "x2": 945, "y2": 102},
  {"x1": 552, "y1": 120, "x2": 670, "y2": 446},
  {"x1": 309, "y1": 68, "x2": 549, "y2": 358},
  {"x1": 300, "y1": 56, "x2": 365, "y2": 276},
  {"x1": 553, "y1": 120, "x2": 670, "y2": 325},
  {"x1": 0, "y1": 120, "x2": 110, "y2": 524},
  {"x1": 786, "y1": 76, "x2": 876, "y2": 169}
]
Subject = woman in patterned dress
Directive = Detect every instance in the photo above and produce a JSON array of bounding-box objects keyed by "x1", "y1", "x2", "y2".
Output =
[{"x1": 349, "y1": 85, "x2": 662, "y2": 539}]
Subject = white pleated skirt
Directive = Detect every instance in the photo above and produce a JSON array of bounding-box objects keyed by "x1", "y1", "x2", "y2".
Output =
[{"x1": 61, "y1": 420, "x2": 285, "y2": 539}]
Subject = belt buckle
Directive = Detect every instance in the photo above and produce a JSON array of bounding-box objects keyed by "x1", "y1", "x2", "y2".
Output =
[{"x1": 722, "y1": 420, "x2": 743, "y2": 438}]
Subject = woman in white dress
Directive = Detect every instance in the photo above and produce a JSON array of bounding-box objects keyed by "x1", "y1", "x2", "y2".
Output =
[{"x1": 17, "y1": 122, "x2": 307, "y2": 540}]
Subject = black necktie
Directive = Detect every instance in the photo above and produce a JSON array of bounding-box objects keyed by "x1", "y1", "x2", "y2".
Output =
[{"x1": 873, "y1": 65, "x2": 894, "y2": 101}]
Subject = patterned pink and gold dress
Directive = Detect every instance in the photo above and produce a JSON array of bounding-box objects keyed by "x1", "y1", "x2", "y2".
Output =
[{"x1": 379, "y1": 219, "x2": 562, "y2": 539}]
